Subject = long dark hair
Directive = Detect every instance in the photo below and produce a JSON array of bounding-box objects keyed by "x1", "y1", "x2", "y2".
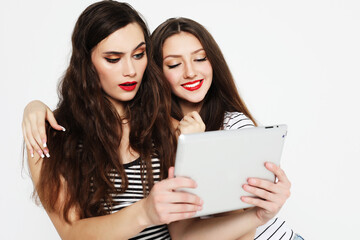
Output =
[
  {"x1": 151, "y1": 17, "x2": 257, "y2": 130},
  {"x1": 36, "y1": 1, "x2": 175, "y2": 222}
]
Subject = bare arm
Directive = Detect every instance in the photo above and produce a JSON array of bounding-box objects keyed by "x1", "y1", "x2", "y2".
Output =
[
  {"x1": 169, "y1": 208, "x2": 261, "y2": 240},
  {"x1": 27, "y1": 152, "x2": 203, "y2": 240}
]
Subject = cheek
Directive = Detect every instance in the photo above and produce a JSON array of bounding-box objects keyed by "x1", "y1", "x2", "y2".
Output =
[
  {"x1": 163, "y1": 69, "x2": 180, "y2": 88},
  {"x1": 95, "y1": 64, "x2": 113, "y2": 87},
  {"x1": 137, "y1": 58, "x2": 148, "y2": 75},
  {"x1": 203, "y1": 63, "x2": 213, "y2": 79}
]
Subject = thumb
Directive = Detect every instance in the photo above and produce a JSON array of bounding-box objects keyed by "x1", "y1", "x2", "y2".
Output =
[
  {"x1": 46, "y1": 108, "x2": 66, "y2": 131},
  {"x1": 168, "y1": 166, "x2": 175, "y2": 179}
]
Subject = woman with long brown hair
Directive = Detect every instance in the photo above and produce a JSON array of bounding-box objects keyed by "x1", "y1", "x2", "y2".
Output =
[
  {"x1": 24, "y1": 2, "x2": 204, "y2": 239},
  {"x1": 151, "y1": 17, "x2": 302, "y2": 240},
  {"x1": 23, "y1": 11, "x2": 298, "y2": 240}
]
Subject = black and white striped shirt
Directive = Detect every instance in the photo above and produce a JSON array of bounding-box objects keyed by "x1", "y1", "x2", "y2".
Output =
[
  {"x1": 223, "y1": 112, "x2": 295, "y2": 240},
  {"x1": 105, "y1": 157, "x2": 171, "y2": 240}
]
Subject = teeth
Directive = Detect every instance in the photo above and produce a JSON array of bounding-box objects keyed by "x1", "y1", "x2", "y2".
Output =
[{"x1": 183, "y1": 81, "x2": 200, "y2": 88}]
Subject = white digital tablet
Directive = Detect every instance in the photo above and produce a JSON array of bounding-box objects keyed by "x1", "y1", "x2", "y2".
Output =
[{"x1": 174, "y1": 125, "x2": 287, "y2": 217}]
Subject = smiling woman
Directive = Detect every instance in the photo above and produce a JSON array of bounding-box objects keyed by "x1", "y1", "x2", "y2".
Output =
[{"x1": 162, "y1": 32, "x2": 213, "y2": 113}]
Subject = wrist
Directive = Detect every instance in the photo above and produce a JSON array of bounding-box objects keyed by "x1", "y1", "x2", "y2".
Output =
[
  {"x1": 136, "y1": 198, "x2": 152, "y2": 228},
  {"x1": 247, "y1": 207, "x2": 267, "y2": 227}
]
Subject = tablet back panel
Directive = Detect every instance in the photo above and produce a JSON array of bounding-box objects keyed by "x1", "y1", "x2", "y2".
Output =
[{"x1": 174, "y1": 125, "x2": 287, "y2": 217}]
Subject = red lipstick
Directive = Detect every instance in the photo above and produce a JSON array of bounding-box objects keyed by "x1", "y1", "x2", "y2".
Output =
[
  {"x1": 119, "y1": 81, "x2": 137, "y2": 91},
  {"x1": 181, "y1": 79, "x2": 203, "y2": 91}
]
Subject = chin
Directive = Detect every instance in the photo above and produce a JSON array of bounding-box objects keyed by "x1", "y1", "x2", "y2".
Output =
[{"x1": 187, "y1": 95, "x2": 206, "y2": 104}]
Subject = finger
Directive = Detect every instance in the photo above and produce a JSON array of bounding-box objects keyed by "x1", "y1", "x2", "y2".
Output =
[
  {"x1": 189, "y1": 111, "x2": 204, "y2": 125},
  {"x1": 168, "y1": 191, "x2": 203, "y2": 205},
  {"x1": 241, "y1": 196, "x2": 279, "y2": 213},
  {"x1": 46, "y1": 108, "x2": 65, "y2": 131},
  {"x1": 243, "y1": 184, "x2": 275, "y2": 202},
  {"x1": 182, "y1": 115, "x2": 196, "y2": 124},
  {"x1": 166, "y1": 177, "x2": 198, "y2": 190},
  {"x1": 22, "y1": 124, "x2": 34, "y2": 158},
  {"x1": 35, "y1": 118, "x2": 51, "y2": 157},
  {"x1": 168, "y1": 167, "x2": 175, "y2": 179},
  {"x1": 30, "y1": 117, "x2": 48, "y2": 153},
  {"x1": 169, "y1": 202, "x2": 203, "y2": 213},
  {"x1": 25, "y1": 120, "x2": 45, "y2": 158},
  {"x1": 247, "y1": 177, "x2": 278, "y2": 193},
  {"x1": 36, "y1": 118, "x2": 47, "y2": 148},
  {"x1": 265, "y1": 162, "x2": 291, "y2": 185}
]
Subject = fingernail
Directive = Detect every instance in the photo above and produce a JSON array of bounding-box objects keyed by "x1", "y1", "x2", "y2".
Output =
[
  {"x1": 61, "y1": 126, "x2": 66, "y2": 131},
  {"x1": 43, "y1": 142, "x2": 47, "y2": 148},
  {"x1": 41, "y1": 153, "x2": 45, "y2": 158},
  {"x1": 44, "y1": 149, "x2": 50, "y2": 158},
  {"x1": 266, "y1": 162, "x2": 273, "y2": 168},
  {"x1": 248, "y1": 178, "x2": 256, "y2": 184}
]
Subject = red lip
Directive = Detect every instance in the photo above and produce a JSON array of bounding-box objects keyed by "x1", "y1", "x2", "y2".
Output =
[
  {"x1": 118, "y1": 81, "x2": 137, "y2": 91},
  {"x1": 181, "y1": 79, "x2": 204, "y2": 91}
]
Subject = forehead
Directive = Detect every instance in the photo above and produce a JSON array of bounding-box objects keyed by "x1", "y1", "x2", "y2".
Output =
[
  {"x1": 162, "y1": 32, "x2": 203, "y2": 55},
  {"x1": 94, "y1": 23, "x2": 145, "y2": 52}
]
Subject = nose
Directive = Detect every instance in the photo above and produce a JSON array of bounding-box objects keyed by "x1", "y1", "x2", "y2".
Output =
[
  {"x1": 183, "y1": 62, "x2": 196, "y2": 79},
  {"x1": 123, "y1": 58, "x2": 136, "y2": 77}
]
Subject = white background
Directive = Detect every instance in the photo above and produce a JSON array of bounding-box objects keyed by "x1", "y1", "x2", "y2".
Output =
[{"x1": 1, "y1": 0, "x2": 359, "y2": 239}]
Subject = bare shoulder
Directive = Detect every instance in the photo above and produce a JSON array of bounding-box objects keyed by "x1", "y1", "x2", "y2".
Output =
[{"x1": 26, "y1": 149, "x2": 79, "y2": 238}]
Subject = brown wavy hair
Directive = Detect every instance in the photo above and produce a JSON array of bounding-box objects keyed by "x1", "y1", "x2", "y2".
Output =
[
  {"x1": 35, "y1": 1, "x2": 176, "y2": 222},
  {"x1": 151, "y1": 17, "x2": 257, "y2": 130}
]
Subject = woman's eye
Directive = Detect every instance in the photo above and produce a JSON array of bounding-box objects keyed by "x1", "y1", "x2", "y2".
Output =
[
  {"x1": 105, "y1": 58, "x2": 120, "y2": 63},
  {"x1": 167, "y1": 63, "x2": 181, "y2": 69},
  {"x1": 133, "y1": 51, "x2": 145, "y2": 60},
  {"x1": 195, "y1": 57, "x2": 207, "y2": 62}
]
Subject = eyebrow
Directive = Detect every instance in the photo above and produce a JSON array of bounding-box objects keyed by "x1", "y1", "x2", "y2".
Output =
[
  {"x1": 163, "y1": 48, "x2": 205, "y2": 60},
  {"x1": 103, "y1": 42, "x2": 146, "y2": 55}
]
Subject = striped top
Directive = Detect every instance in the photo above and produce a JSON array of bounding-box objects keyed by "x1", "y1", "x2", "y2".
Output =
[
  {"x1": 104, "y1": 157, "x2": 171, "y2": 240},
  {"x1": 223, "y1": 112, "x2": 295, "y2": 240}
]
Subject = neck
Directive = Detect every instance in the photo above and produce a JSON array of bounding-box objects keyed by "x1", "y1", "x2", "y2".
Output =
[
  {"x1": 178, "y1": 99, "x2": 203, "y2": 116},
  {"x1": 107, "y1": 98, "x2": 139, "y2": 164},
  {"x1": 108, "y1": 97, "x2": 126, "y2": 118}
]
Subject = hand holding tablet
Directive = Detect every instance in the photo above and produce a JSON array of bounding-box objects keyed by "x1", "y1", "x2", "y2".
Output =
[{"x1": 174, "y1": 125, "x2": 289, "y2": 218}]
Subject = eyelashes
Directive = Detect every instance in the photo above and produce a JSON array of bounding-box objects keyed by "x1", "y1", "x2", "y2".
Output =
[
  {"x1": 166, "y1": 57, "x2": 207, "y2": 69},
  {"x1": 133, "y1": 51, "x2": 145, "y2": 60},
  {"x1": 195, "y1": 57, "x2": 207, "y2": 62},
  {"x1": 104, "y1": 50, "x2": 146, "y2": 63},
  {"x1": 168, "y1": 63, "x2": 181, "y2": 69},
  {"x1": 105, "y1": 57, "x2": 120, "y2": 63}
]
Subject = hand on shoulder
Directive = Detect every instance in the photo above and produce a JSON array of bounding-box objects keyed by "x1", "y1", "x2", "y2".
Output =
[{"x1": 22, "y1": 100, "x2": 64, "y2": 158}]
